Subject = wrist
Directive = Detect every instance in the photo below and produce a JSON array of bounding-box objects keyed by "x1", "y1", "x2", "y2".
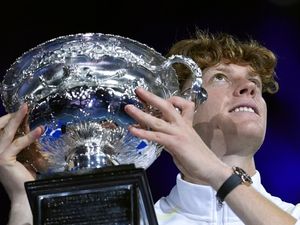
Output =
[
  {"x1": 216, "y1": 166, "x2": 253, "y2": 204},
  {"x1": 208, "y1": 164, "x2": 233, "y2": 190}
]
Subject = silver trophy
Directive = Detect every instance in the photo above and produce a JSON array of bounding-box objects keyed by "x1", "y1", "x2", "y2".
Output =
[{"x1": 0, "y1": 33, "x2": 207, "y2": 225}]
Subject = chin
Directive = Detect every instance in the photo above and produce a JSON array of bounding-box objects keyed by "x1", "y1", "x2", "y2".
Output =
[
  {"x1": 238, "y1": 127, "x2": 265, "y2": 148},
  {"x1": 224, "y1": 122, "x2": 265, "y2": 149}
]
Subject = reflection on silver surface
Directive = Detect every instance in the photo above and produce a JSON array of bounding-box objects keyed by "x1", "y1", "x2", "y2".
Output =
[{"x1": 1, "y1": 33, "x2": 207, "y2": 175}]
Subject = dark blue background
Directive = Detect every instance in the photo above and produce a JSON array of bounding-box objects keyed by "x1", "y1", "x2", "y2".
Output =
[{"x1": 1, "y1": 0, "x2": 300, "y2": 224}]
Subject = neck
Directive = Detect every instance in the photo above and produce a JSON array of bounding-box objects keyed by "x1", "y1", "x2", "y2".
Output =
[
  {"x1": 208, "y1": 128, "x2": 257, "y2": 174},
  {"x1": 220, "y1": 154, "x2": 256, "y2": 176},
  {"x1": 183, "y1": 130, "x2": 257, "y2": 185}
]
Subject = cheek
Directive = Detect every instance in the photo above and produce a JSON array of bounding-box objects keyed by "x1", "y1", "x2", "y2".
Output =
[
  {"x1": 259, "y1": 98, "x2": 267, "y2": 122},
  {"x1": 193, "y1": 101, "x2": 220, "y2": 124},
  {"x1": 193, "y1": 88, "x2": 226, "y2": 124},
  {"x1": 262, "y1": 103, "x2": 267, "y2": 128}
]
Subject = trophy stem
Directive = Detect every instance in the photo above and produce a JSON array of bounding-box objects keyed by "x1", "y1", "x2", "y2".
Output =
[{"x1": 66, "y1": 144, "x2": 115, "y2": 171}]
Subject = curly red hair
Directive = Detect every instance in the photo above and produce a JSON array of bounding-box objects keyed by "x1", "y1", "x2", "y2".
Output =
[{"x1": 167, "y1": 30, "x2": 278, "y2": 94}]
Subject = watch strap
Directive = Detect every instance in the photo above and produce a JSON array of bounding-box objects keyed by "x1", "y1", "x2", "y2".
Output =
[{"x1": 216, "y1": 173, "x2": 243, "y2": 203}]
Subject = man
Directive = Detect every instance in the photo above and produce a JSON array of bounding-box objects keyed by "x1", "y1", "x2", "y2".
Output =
[
  {"x1": 0, "y1": 31, "x2": 299, "y2": 225},
  {"x1": 124, "y1": 31, "x2": 300, "y2": 224}
]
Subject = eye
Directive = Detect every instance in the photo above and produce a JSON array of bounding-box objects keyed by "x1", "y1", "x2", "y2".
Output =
[
  {"x1": 212, "y1": 73, "x2": 228, "y2": 82},
  {"x1": 249, "y1": 78, "x2": 262, "y2": 89}
]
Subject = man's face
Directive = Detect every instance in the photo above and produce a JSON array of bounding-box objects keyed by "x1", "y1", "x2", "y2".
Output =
[{"x1": 183, "y1": 63, "x2": 267, "y2": 155}]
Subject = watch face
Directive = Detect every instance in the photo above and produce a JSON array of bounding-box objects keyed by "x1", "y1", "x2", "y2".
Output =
[{"x1": 233, "y1": 167, "x2": 253, "y2": 185}]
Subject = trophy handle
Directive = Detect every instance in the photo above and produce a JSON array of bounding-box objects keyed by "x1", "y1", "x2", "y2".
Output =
[{"x1": 161, "y1": 55, "x2": 208, "y2": 106}]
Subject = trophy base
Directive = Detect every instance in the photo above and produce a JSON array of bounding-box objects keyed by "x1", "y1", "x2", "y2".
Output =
[{"x1": 25, "y1": 164, "x2": 158, "y2": 225}]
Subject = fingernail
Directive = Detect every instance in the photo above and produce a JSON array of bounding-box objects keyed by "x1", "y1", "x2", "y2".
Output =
[
  {"x1": 33, "y1": 126, "x2": 44, "y2": 138},
  {"x1": 125, "y1": 104, "x2": 134, "y2": 110},
  {"x1": 39, "y1": 125, "x2": 45, "y2": 134},
  {"x1": 19, "y1": 103, "x2": 24, "y2": 109},
  {"x1": 135, "y1": 87, "x2": 144, "y2": 93},
  {"x1": 19, "y1": 102, "x2": 27, "y2": 110}
]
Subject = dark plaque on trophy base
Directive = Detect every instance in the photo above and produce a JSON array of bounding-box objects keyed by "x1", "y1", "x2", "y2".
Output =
[{"x1": 25, "y1": 164, "x2": 158, "y2": 225}]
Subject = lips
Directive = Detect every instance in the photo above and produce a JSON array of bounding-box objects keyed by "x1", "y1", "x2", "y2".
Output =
[{"x1": 229, "y1": 103, "x2": 259, "y2": 115}]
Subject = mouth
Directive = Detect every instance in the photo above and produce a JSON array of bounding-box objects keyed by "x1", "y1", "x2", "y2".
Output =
[{"x1": 229, "y1": 104, "x2": 259, "y2": 115}]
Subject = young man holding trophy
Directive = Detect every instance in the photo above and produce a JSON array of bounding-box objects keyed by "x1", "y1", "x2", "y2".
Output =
[{"x1": 0, "y1": 31, "x2": 299, "y2": 225}]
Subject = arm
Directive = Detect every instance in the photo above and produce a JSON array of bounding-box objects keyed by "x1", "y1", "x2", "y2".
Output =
[
  {"x1": 207, "y1": 166, "x2": 297, "y2": 225},
  {"x1": 0, "y1": 104, "x2": 43, "y2": 225},
  {"x1": 225, "y1": 181, "x2": 297, "y2": 225},
  {"x1": 124, "y1": 87, "x2": 297, "y2": 225}
]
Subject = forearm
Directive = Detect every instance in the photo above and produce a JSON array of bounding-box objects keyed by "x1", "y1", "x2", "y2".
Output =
[
  {"x1": 209, "y1": 167, "x2": 297, "y2": 225},
  {"x1": 8, "y1": 194, "x2": 32, "y2": 225},
  {"x1": 225, "y1": 184, "x2": 296, "y2": 225},
  {"x1": 0, "y1": 164, "x2": 34, "y2": 225}
]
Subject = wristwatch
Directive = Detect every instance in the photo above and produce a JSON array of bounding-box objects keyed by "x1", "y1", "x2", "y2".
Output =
[{"x1": 216, "y1": 166, "x2": 253, "y2": 204}]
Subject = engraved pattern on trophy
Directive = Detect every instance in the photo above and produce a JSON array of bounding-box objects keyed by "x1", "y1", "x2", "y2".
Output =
[{"x1": 0, "y1": 33, "x2": 206, "y2": 175}]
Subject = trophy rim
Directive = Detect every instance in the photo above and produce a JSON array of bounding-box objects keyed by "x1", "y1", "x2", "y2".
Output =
[
  {"x1": 0, "y1": 33, "x2": 179, "y2": 173},
  {"x1": 0, "y1": 32, "x2": 178, "y2": 113}
]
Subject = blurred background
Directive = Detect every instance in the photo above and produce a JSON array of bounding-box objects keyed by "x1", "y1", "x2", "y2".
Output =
[{"x1": 0, "y1": 0, "x2": 300, "y2": 224}]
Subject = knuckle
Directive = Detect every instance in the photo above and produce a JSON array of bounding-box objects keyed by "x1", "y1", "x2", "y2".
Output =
[
  {"x1": 152, "y1": 120, "x2": 164, "y2": 130},
  {"x1": 186, "y1": 100, "x2": 195, "y2": 109},
  {"x1": 13, "y1": 134, "x2": 33, "y2": 149},
  {"x1": 164, "y1": 101, "x2": 174, "y2": 109},
  {"x1": 2, "y1": 127, "x2": 14, "y2": 139},
  {"x1": 153, "y1": 133, "x2": 162, "y2": 142},
  {"x1": 168, "y1": 96, "x2": 178, "y2": 102},
  {"x1": 12, "y1": 138, "x2": 23, "y2": 149}
]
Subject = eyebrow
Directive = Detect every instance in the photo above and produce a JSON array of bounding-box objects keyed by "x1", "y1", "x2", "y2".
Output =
[
  {"x1": 213, "y1": 65, "x2": 260, "y2": 78},
  {"x1": 213, "y1": 65, "x2": 230, "y2": 73}
]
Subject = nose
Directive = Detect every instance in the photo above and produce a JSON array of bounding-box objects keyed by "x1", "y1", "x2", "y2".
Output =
[{"x1": 233, "y1": 80, "x2": 257, "y2": 97}]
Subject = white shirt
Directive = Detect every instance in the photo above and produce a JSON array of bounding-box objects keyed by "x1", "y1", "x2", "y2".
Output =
[{"x1": 155, "y1": 171, "x2": 300, "y2": 225}]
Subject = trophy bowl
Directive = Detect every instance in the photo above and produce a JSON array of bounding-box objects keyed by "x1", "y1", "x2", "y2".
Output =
[
  {"x1": 1, "y1": 33, "x2": 208, "y2": 224},
  {"x1": 1, "y1": 33, "x2": 207, "y2": 175}
]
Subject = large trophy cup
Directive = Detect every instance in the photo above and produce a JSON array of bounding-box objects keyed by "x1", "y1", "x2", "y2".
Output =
[{"x1": 0, "y1": 33, "x2": 207, "y2": 225}]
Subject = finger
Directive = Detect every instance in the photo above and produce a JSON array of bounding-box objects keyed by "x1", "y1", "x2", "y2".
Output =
[
  {"x1": 0, "y1": 113, "x2": 13, "y2": 129},
  {"x1": 125, "y1": 104, "x2": 173, "y2": 133},
  {"x1": 128, "y1": 125, "x2": 172, "y2": 147},
  {"x1": 135, "y1": 87, "x2": 180, "y2": 122},
  {"x1": 168, "y1": 96, "x2": 195, "y2": 125},
  {"x1": 2, "y1": 126, "x2": 43, "y2": 158},
  {"x1": 22, "y1": 113, "x2": 31, "y2": 134},
  {"x1": 2, "y1": 104, "x2": 28, "y2": 142}
]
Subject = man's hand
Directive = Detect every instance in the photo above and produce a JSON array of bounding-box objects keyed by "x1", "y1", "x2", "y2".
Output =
[
  {"x1": 124, "y1": 87, "x2": 229, "y2": 187},
  {"x1": 0, "y1": 103, "x2": 43, "y2": 225}
]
